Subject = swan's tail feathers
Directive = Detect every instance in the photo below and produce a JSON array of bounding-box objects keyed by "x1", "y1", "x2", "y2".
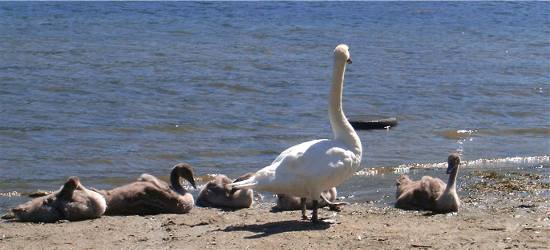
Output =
[
  {"x1": 227, "y1": 175, "x2": 258, "y2": 190},
  {"x1": 233, "y1": 172, "x2": 255, "y2": 183},
  {"x1": 228, "y1": 167, "x2": 273, "y2": 192}
]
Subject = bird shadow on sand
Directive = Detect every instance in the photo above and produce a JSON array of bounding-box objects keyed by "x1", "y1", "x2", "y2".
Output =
[
  {"x1": 223, "y1": 219, "x2": 332, "y2": 239},
  {"x1": 422, "y1": 211, "x2": 452, "y2": 217},
  {"x1": 197, "y1": 206, "x2": 249, "y2": 212}
]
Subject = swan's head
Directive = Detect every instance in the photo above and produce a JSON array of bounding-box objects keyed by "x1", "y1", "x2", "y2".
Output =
[
  {"x1": 446, "y1": 153, "x2": 461, "y2": 174},
  {"x1": 334, "y1": 44, "x2": 352, "y2": 64},
  {"x1": 173, "y1": 163, "x2": 197, "y2": 189}
]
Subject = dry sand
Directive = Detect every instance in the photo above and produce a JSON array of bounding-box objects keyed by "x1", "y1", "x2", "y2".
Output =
[{"x1": 1, "y1": 171, "x2": 549, "y2": 249}]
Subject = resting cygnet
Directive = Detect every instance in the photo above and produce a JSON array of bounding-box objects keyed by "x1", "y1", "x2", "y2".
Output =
[
  {"x1": 395, "y1": 153, "x2": 461, "y2": 213},
  {"x1": 274, "y1": 188, "x2": 342, "y2": 215},
  {"x1": 97, "y1": 163, "x2": 196, "y2": 215},
  {"x1": 10, "y1": 176, "x2": 107, "y2": 222},
  {"x1": 196, "y1": 173, "x2": 254, "y2": 209}
]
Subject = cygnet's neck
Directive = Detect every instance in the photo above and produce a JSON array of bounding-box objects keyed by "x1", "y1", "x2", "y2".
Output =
[
  {"x1": 170, "y1": 172, "x2": 186, "y2": 195},
  {"x1": 329, "y1": 57, "x2": 362, "y2": 156},
  {"x1": 443, "y1": 167, "x2": 459, "y2": 195}
]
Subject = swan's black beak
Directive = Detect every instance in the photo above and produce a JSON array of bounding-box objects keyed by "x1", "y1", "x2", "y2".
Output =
[{"x1": 347, "y1": 58, "x2": 352, "y2": 64}]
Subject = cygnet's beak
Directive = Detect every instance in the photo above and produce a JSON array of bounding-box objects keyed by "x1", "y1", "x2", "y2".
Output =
[
  {"x1": 446, "y1": 165, "x2": 453, "y2": 174},
  {"x1": 347, "y1": 58, "x2": 352, "y2": 64}
]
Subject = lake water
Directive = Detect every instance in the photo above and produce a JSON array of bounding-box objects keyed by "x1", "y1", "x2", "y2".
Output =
[{"x1": 0, "y1": 2, "x2": 548, "y2": 210}]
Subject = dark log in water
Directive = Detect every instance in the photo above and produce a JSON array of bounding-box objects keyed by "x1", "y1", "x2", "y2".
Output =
[{"x1": 349, "y1": 116, "x2": 398, "y2": 130}]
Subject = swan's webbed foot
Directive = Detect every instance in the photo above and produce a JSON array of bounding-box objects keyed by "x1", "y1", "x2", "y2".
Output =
[
  {"x1": 311, "y1": 200, "x2": 319, "y2": 223},
  {"x1": 300, "y1": 197, "x2": 308, "y2": 220}
]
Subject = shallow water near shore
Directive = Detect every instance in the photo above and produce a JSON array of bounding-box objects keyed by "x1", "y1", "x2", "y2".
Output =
[{"x1": 0, "y1": 2, "x2": 549, "y2": 211}]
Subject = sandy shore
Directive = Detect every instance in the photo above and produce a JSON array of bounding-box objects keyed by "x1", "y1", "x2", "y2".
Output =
[{"x1": 1, "y1": 170, "x2": 549, "y2": 249}]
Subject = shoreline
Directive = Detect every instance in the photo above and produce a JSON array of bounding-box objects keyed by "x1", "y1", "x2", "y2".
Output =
[{"x1": 1, "y1": 171, "x2": 549, "y2": 249}]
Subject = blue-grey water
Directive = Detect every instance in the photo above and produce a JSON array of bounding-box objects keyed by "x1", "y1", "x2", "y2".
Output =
[{"x1": 1, "y1": 2, "x2": 549, "y2": 210}]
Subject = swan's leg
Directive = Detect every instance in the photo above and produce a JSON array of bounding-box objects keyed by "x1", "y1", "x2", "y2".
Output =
[
  {"x1": 311, "y1": 200, "x2": 319, "y2": 223},
  {"x1": 300, "y1": 197, "x2": 308, "y2": 220},
  {"x1": 320, "y1": 193, "x2": 348, "y2": 211}
]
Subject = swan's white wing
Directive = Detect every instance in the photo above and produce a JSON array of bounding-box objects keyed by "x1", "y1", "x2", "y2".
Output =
[{"x1": 253, "y1": 139, "x2": 360, "y2": 198}]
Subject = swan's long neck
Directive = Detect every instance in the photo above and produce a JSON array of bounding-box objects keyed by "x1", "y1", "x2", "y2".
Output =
[
  {"x1": 443, "y1": 167, "x2": 459, "y2": 194},
  {"x1": 171, "y1": 171, "x2": 186, "y2": 195},
  {"x1": 329, "y1": 58, "x2": 362, "y2": 156}
]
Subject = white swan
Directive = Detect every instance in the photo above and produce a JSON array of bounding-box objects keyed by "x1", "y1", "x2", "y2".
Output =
[{"x1": 229, "y1": 44, "x2": 362, "y2": 222}]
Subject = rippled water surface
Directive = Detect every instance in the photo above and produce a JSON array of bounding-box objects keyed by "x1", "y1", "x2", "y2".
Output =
[{"x1": 0, "y1": 2, "x2": 548, "y2": 210}]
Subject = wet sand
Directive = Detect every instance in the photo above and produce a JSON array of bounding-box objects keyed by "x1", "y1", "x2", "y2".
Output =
[{"x1": 1, "y1": 171, "x2": 549, "y2": 249}]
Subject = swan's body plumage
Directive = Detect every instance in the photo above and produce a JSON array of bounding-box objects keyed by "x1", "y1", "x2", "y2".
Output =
[
  {"x1": 229, "y1": 44, "x2": 361, "y2": 221},
  {"x1": 238, "y1": 139, "x2": 359, "y2": 200},
  {"x1": 395, "y1": 153, "x2": 461, "y2": 213},
  {"x1": 395, "y1": 175, "x2": 445, "y2": 211},
  {"x1": 98, "y1": 163, "x2": 197, "y2": 215},
  {"x1": 10, "y1": 177, "x2": 106, "y2": 223}
]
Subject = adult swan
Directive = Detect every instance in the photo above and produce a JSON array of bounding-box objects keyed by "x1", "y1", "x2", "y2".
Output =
[{"x1": 229, "y1": 44, "x2": 362, "y2": 222}]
